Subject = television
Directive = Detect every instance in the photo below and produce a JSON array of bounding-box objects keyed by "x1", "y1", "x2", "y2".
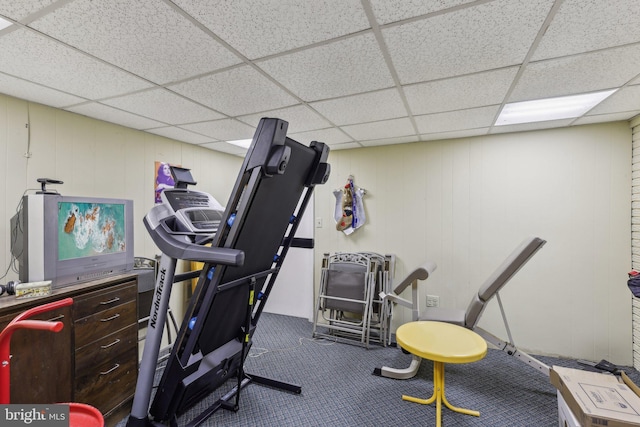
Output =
[{"x1": 11, "y1": 194, "x2": 134, "y2": 288}]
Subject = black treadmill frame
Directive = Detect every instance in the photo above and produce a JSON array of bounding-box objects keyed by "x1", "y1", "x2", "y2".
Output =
[{"x1": 127, "y1": 117, "x2": 330, "y2": 427}]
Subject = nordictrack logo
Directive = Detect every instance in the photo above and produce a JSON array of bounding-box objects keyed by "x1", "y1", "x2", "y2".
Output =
[{"x1": 1, "y1": 405, "x2": 68, "y2": 426}]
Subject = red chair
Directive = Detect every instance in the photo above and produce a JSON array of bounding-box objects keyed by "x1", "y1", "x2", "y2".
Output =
[{"x1": 0, "y1": 298, "x2": 104, "y2": 427}]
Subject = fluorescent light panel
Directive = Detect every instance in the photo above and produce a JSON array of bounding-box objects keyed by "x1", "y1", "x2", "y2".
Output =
[
  {"x1": 227, "y1": 138, "x2": 252, "y2": 149},
  {"x1": 0, "y1": 16, "x2": 12, "y2": 31},
  {"x1": 496, "y1": 89, "x2": 617, "y2": 126}
]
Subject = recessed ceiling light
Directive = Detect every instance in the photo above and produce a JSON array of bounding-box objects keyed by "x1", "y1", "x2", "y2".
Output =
[
  {"x1": 0, "y1": 16, "x2": 13, "y2": 31},
  {"x1": 495, "y1": 89, "x2": 617, "y2": 126},
  {"x1": 227, "y1": 138, "x2": 252, "y2": 149}
]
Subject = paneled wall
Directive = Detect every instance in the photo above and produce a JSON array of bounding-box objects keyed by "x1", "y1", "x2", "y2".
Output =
[
  {"x1": 0, "y1": 94, "x2": 242, "y2": 321},
  {"x1": 0, "y1": 92, "x2": 634, "y2": 364},
  {"x1": 631, "y1": 116, "x2": 640, "y2": 369},
  {"x1": 314, "y1": 122, "x2": 632, "y2": 364}
]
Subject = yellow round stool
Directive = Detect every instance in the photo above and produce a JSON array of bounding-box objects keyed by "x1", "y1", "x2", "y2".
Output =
[{"x1": 396, "y1": 321, "x2": 487, "y2": 427}]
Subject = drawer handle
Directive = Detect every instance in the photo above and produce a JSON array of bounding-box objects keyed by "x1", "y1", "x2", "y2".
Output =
[
  {"x1": 100, "y1": 297, "x2": 120, "y2": 305},
  {"x1": 100, "y1": 313, "x2": 120, "y2": 322},
  {"x1": 46, "y1": 314, "x2": 65, "y2": 322},
  {"x1": 100, "y1": 363, "x2": 120, "y2": 376},
  {"x1": 100, "y1": 339, "x2": 121, "y2": 349}
]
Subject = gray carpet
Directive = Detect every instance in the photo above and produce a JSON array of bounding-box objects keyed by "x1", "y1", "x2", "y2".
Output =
[{"x1": 117, "y1": 313, "x2": 640, "y2": 426}]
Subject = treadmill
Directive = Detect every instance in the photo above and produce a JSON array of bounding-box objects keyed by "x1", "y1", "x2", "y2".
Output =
[{"x1": 127, "y1": 118, "x2": 330, "y2": 427}]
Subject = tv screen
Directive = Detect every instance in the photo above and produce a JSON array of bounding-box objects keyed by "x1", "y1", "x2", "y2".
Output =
[{"x1": 58, "y1": 201, "x2": 127, "y2": 260}]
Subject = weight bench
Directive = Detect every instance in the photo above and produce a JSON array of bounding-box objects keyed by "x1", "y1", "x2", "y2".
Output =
[
  {"x1": 375, "y1": 261, "x2": 437, "y2": 379},
  {"x1": 127, "y1": 118, "x2": 330, "y2": 427},
  {"x1": 376, "y1": 237, "x2": 549, "y2": 379}
]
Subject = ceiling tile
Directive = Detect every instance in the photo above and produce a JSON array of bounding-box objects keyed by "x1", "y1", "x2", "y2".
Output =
[
  {"x1": 0, "y1": 72, "x2": 84, "y2": 107},
  {"x1": 360, "y1": 135, "x2": 418, "y2": 147},
  {"x1": 237, "y1": 104, "x2": 331, "y2": 134},
  {"x1": 170, "y1": 65, "x2": 298, "y2": 116},
  {"x1": 103, "y1": 89, "x2": 224, "y2": 125},
  {"x1": 341, "y1": 117, "x2": 415, "y2": 141},
  {"x1": 369, "y1": 0, "x2": 478, "y2": 25},
  {"x1": 420, "y1": 128, "x2": 489, "y2": 141},
  {"x1": 0, "y1": 1, "x2": 56, "y2": 21},
  {"x1": 289, "y1": 127, "x2": 353, "y2": 146},
  {"x1": 587, "y1": 86, "x2": 640, "y2": 116},
  {"x1": 145, "y1": 126, "x2": 216, "y2": 145},
  {"x1": 29, "y1": 0, "x2": 241, "y2": 84},
  {"x1": 490, "y1": 118, "x2": 574, "y2": 134},
  {"x1": 65, "y1": 102, "x2": 165, "y2": 130},
  {"x1": 180, "y1": 118, "x2": 256, "y2": 141},
  {"x1": 173, "y1": 0, "x2": 370, "y2": 59},
  {"x1": 510, "y1": 44, "x2": 640, "y2": 102},
  {"x1": 0, "y1": 28, "x2": 152, "y2": 99},
  {"x1": 383, "y1": 0, "x2": 553, "y2": 84},
  {"x1": 574, "y1": 111, "x2": 640, "y2": 126},
  {"x1": 199, "y1": 141, "x2": 247, "y2": 156},
  {"x1": 414, "y1": 106, "x2": 498, "y2": 134},
  {"x1": 533, "y1": 0, "x2": 640, "y2": 61},
  {"x1": 258, "y1": 33, "x2": 394, "y2": 101},
  {"x1": 310, "y1": 88, "x2": 407, "y2": 126},
  {"x1": 404, "y1": 67, "x2": 519, "y2": 115}
]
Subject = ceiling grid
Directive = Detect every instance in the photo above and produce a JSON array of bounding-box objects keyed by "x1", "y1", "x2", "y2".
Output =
[{"x1": 0, "y1": 0, "x2": 636, "y2": 155}]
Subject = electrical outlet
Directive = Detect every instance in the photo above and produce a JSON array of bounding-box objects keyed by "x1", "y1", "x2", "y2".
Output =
[{"x1": 426, "y1": 295, "x2": 439, "y2": 307}]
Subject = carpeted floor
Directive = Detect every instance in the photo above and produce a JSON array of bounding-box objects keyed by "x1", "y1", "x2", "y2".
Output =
[{"x1": 117, "y1": 312, "x2": 640, "y2": 426}]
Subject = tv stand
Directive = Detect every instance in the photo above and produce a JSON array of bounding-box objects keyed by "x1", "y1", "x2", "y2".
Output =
[{"x1": 0, "y1": 273, "x2": 138, "y2": 427}]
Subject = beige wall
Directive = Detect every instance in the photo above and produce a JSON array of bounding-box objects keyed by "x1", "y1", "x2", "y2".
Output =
[
  {"x1": 0, "y1": 93, "x2": 242, "y2": 322},
  {"x1": 314, "y1": 122, "x2": 632, "y2": 364},
  {"x1": 0, "y1": 92, "x2": 634, "y2": 364}
]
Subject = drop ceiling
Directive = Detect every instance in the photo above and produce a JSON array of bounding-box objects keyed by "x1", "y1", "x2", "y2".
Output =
[{"x1": 0, "y1": 0, "x2": 639, "y2": 156}]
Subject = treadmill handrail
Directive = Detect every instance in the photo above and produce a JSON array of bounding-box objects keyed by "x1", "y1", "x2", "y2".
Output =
[{"x1": 144, "y1": 216, "x2": 244, "y2": 266}]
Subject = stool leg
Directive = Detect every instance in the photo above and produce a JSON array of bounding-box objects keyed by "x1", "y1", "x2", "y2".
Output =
[
  {"x1": 441, "y1": 394, "x2": 481, "y2": 417},
  {"x1": 402, "y1": 360, "x2": 479, "y2": 424},
  {"x1": 440, "y1": 363, "x2": 480, "y2": 417},
  {"x1": 434, "y1": 361, "x2": 443, "y2": 427},
  {"x1": 401, "y1": 361, "x2": 442, "y2": 427},
  {"x1": 401, "y1": 393, "x2": 436, "y2": 405},
  {"x1": 401, "y1": 360, "x2": 437, "y2": 405}
]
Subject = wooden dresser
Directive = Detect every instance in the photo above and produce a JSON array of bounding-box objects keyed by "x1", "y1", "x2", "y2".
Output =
[{"x1": 0, "y1": 273, "x2": 138, "y2": 425}]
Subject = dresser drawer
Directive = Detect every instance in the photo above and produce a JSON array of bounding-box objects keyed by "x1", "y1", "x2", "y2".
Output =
[
  {"x1": 76, "y1": 324, "x2": 137, "y2": 374},
  {"x1": 75, "y1": 346, "x2": 137, "y2": 414},
  {"x1": 74, "y1": 281, "x2": 137, "y2": 320},
  {"x1": 75, "y1": 301, "x2": 137, "y2": 349}
]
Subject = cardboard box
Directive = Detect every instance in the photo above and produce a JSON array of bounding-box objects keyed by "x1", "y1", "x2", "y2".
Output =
[
  {"x1": 558, "y1": 390, "x2": 581, "y2": 427},
  {"x1": 551, "y1": 366, "x2": 640, "y2": 427}
]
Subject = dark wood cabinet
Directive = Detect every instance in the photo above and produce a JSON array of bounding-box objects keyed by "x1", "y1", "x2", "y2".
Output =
[
  {"x1": 0, "y1": 303, "x2": 73, "y2": 404},
  {"x1": 73, "y1": 280, "x2": 138, "y2": 417},
  {"x1": 0, "y1": 274, "x2": 138, "y2": 426}
]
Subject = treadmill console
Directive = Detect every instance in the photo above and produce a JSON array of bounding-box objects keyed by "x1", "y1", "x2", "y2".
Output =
[{"x1": 162, "y1": 189, "x2": 224, "y2": 234}]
